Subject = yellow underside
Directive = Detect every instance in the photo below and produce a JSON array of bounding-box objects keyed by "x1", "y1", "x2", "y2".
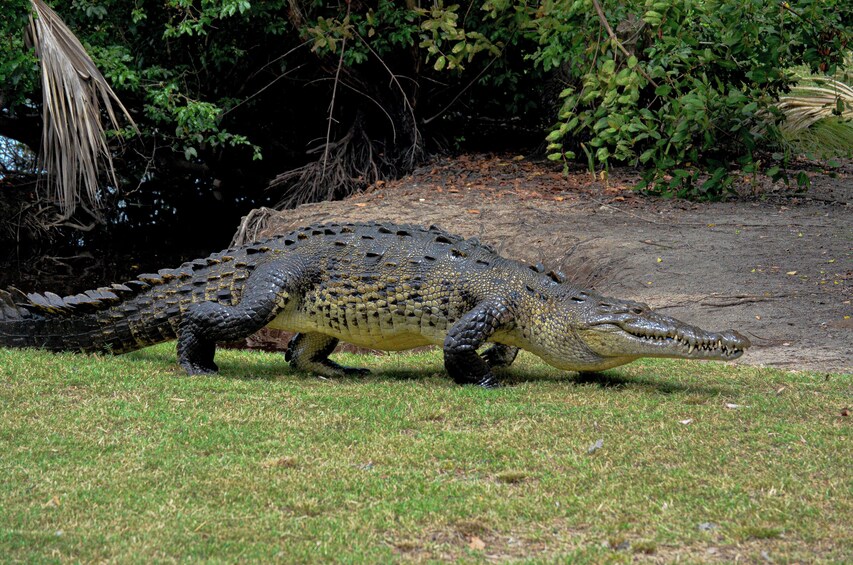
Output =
[{"x1": 266, "y1": 310, "x2": 444, "y2": 351}]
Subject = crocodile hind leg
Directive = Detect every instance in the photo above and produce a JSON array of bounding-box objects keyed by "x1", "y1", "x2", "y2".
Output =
[
  {"x1": 444, "y1": 300, "x2": 514, "y2": 388},
  {"x1": 285, "y1": 332, "x2": 371, "y2": 378},
  {"x1": 481, "y1": 344, "x2": 519, "y2": 369},
  {"x1": 177, "y1": 262, "x2": 302, "y2": 375}
]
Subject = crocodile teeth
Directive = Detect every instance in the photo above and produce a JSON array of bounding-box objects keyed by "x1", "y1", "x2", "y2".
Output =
[{"x1": 688, "y1": 344, "x2": 695, "y2": 354}]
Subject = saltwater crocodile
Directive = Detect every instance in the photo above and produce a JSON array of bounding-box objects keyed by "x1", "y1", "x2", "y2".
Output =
[{"x1": 0, "y1": 221, "x2": 749, "y2": 387}]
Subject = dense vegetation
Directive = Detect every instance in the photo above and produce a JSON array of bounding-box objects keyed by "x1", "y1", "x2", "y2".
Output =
[{"x1": 0, "y1": 1, "x2": 850, "y2": 238}]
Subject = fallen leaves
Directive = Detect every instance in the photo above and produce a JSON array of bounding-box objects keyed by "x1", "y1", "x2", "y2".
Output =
[{"x1": 468, "y1": 536, "x2": 486, "y2": 550}]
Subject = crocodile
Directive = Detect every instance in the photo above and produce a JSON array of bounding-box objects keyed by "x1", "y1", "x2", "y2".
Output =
[{"x1": 0, "y1": 221, "x2": 749, "y2": 387}]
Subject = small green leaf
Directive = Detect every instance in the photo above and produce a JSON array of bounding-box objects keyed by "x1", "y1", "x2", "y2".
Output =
[
  {"x1": 434, "y1": 56, "x2": 446, "y2": 71},
  {"x1": 643, "y1": 10, "x2": 662, "y2": 24},
  {"x1": 741, "y1": 102, "x2": 758, "y2": 115}
]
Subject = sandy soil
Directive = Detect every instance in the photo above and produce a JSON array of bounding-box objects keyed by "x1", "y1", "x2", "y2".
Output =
[{"x1": 250, "y1": 154, "x2": 852, "y2": 374}]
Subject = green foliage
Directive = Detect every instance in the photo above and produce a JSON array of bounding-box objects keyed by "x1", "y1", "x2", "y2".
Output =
[
  {"x1": 0, "y1": 0, "x2": 38, "y2": 112},
  {"x1": 1, "y1": 0, "x2": 849, "y2": 216},
  {"x1": 521, "y1": 0, "x2": 851, "y2": 198},
  {"x1": 418, "y1": 2, "x2": 502, "y2": 71}
]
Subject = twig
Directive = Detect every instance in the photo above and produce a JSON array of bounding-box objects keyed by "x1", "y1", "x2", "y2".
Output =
[
  {"x1": 222, "y1": 63, "x2": 306, "y2": 117},
  {"x1": 353, "y1": 31, "x2": 421, "y2": 163},
  {"x1": 590, "y1": 0, "x2": 658, "y2": 88},
  {"x1": 654, "y1": 293, "x2": 791, "y2": 309},
  {"x1": 589, "y1": 197, "x2": 664, "y2": 224},
  {"x1": 700, "y1": 295, "x2": 790, "y2": 307},
  {"x1": 323, "y1": 30, "x2": 348, "y2": 173},
  {"x1": 307, "y1": 77, "x2": 397, "y2": 142},
  {"x1": 639, "y1": 239, "x2": 683, "y2": 249}
]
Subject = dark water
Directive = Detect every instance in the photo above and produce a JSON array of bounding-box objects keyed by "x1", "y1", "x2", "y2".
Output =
[
  {"x1": 1, "y1": 175, "x2": 272, "y2": 295},
  {"x1": 1, "y1": 237, "x2": 222, "y2": 296}
]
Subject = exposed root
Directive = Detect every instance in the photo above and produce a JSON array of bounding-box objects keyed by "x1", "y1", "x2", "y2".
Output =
[
  {"x1": 269, "y1": 112, "x2": 409, "y2": 210},
  {"x1": 231, "y1": 206, "x2": 278, "y2": 246}
]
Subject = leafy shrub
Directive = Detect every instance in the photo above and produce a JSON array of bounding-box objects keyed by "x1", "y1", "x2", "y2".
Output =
[{"x1": 518, "y1": 0, "x2": 851, "y2": 198}]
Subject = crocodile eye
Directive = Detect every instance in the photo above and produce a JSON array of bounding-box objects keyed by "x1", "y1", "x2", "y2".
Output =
[{"x1": 630, "y1": 306, "x2": 644, "y2": 315}]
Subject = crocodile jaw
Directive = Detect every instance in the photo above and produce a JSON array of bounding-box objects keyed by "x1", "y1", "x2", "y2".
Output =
[
  {"x1": 573, "y1": 312, "x2": 750, "y2": 370},
  {"x1": 530, "y1": 305, "x2": 750, "y2": 372},
  {"x1": 582, "y1": 323, "x2": 748, "y2": 360}
]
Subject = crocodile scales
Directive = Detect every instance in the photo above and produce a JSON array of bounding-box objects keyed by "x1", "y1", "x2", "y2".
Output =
[{"x1": 0, "y1": 221, "x2": 749, "y2": 387}]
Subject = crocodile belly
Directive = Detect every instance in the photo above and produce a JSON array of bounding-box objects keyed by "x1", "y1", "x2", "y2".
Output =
[{"x1": 266, "y1": 302, "x2": 448, "y2": 351}]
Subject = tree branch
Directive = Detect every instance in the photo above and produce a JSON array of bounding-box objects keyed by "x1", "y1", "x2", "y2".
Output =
[{"x1": 591, "y1": 0, "x2": 658, "y2": 88}]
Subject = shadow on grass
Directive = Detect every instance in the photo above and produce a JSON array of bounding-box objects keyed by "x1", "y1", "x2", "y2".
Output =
[
  {"x1": 562, "y1": 371, "x2": 726, "y2": 395},
  {"x1": 127, "y1": 349, "x2": 728, "y2": 396}
]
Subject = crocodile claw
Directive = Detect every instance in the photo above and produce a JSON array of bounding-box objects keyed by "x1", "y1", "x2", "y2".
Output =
[{"x1": 477, "y1": 373, "x2": 501, "y2": 389}]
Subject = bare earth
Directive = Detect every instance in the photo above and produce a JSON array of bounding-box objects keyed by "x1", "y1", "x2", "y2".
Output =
[{"x1": 251, "y1": 155, "x2": 852, "y2": 374}]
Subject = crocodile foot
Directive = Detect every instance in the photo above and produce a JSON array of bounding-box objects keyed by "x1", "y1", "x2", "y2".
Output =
[
  {"x1": 481, "y1": 344, "x2": 519, "y2": 369},
  {"x1": 309, "y1": 361, "x2": 371, "y2": 379},
  {"x1": 286, "y1": 332, "x2": 372, "y2": 379},
  {"x1": 180, "y1": 360, "x2": 219, "y2": 375},
  {"x1": 477, "y1": 373, "x2": 501, "y2": 389}
]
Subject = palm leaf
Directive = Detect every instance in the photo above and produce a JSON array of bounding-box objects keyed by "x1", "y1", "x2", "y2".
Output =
[
  {"x1": 777, "y1": 76, "x2": 853, "y2": 132},
  {"x1": 26, "y1": 0, "x2": 135, "y2": 219}
]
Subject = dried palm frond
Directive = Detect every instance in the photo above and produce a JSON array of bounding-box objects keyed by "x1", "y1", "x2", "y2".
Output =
[
  {"x1": 773, "y1": 74, "x2": 853, "y2": 158},
  {"x1": 26, "y1": 0, "x2": 136, "y2": 219},
  {"x1": 777, "y1": 76, "x2": 853, "y2": 133}
]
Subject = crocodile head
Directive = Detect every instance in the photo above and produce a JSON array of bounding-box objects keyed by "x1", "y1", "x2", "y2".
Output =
[{"x1": 535, "y1": 291, "x2": 750, "y2": 372}]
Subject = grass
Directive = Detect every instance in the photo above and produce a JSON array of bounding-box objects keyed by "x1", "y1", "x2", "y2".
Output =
[{"x1": 0, "y1": 345, "x2": 850, "y2": 563}]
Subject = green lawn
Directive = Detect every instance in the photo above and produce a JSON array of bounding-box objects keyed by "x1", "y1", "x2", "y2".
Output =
[{"x1": 0, "y1": 345, "x2": 850, "y2": 563}]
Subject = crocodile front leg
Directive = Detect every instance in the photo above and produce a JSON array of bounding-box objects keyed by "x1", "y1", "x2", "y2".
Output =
[
  {"x1": 443, "y1": 299, "x2": 514, "y2": 388},
  {"x1": 176, "y1": 261, "x2": 304, "y2": 375},
  {"x1": 285, "y1": 332, "x2": 371, "y2": 378}
]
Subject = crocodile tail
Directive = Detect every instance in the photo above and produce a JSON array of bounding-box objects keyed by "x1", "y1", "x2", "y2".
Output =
[{"x1": 0, "y1": 286, "x2": 143, "y2": 353}]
